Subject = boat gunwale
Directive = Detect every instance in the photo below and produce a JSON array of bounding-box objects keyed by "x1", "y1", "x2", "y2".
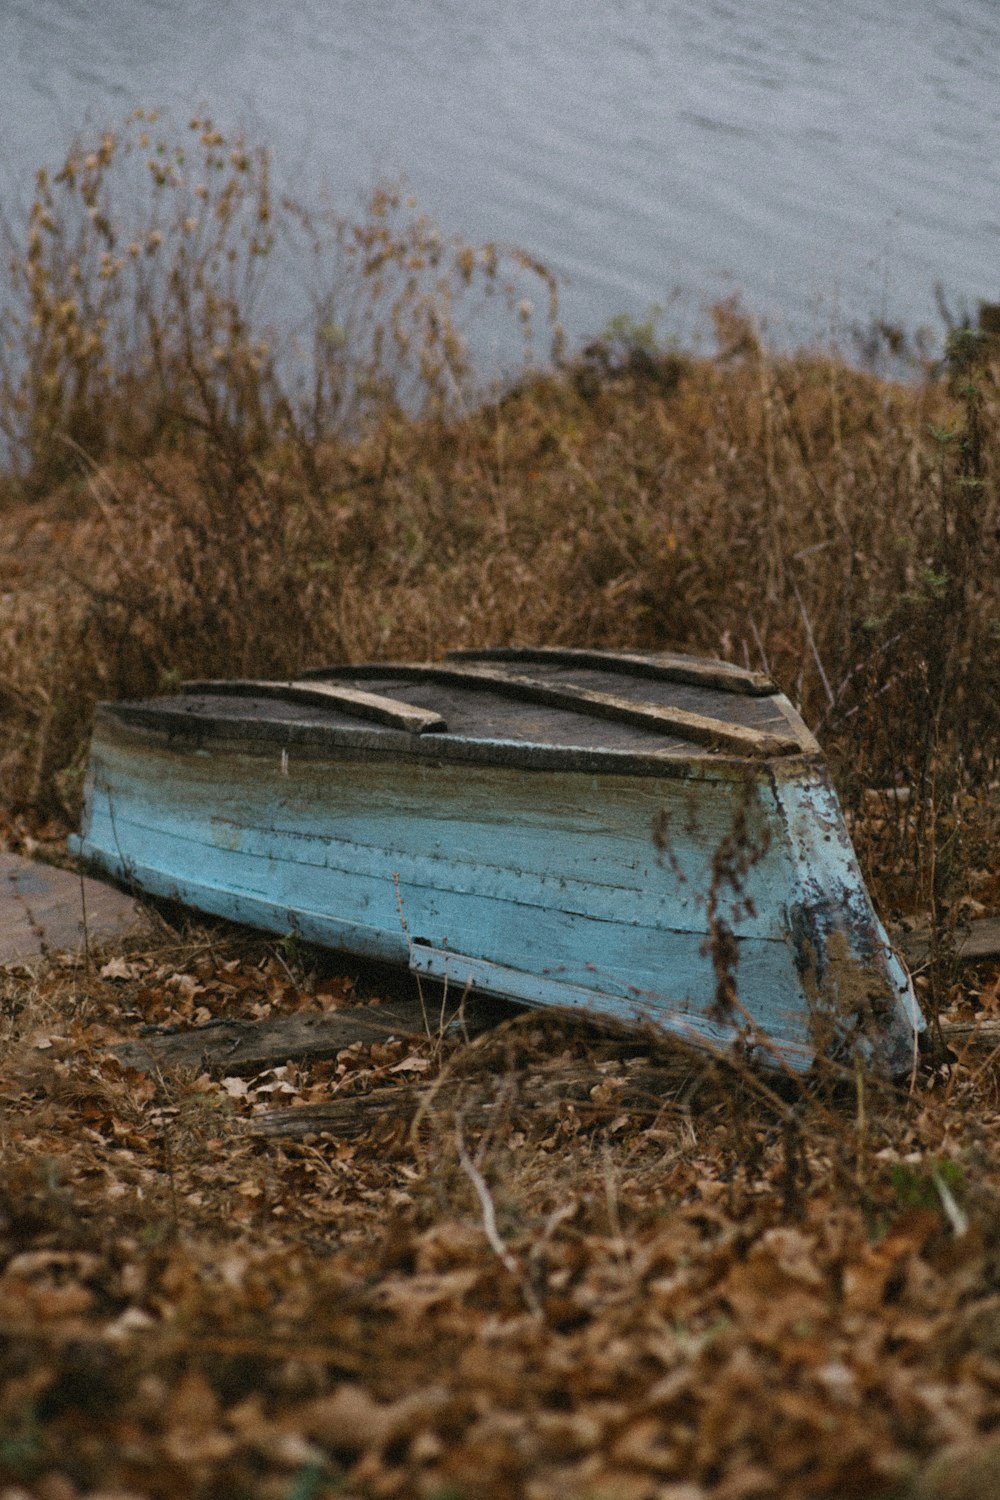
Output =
[{"x1": 93, "y1": 699, "x2": 826, "y2": 783}]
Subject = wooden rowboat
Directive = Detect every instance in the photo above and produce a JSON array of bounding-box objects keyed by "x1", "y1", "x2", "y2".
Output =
[{"x1": 70, "y1": 647, "x2": 922, "y2": 1074}]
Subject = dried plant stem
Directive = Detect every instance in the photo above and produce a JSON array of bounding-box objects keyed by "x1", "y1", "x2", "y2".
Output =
[{"x1": 454, "y1": 1112, "x2": 542, "y2": 1317}]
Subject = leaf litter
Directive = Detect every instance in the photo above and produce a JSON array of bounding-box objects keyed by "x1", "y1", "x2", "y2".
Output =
[{"x1": 2, "y1": 927, "x2": 1000, "y2": 1500}]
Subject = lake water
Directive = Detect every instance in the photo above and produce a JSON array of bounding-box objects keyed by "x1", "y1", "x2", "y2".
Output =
[{"x1": 2, "y1": 0, "x2": 999, "y2": 361}]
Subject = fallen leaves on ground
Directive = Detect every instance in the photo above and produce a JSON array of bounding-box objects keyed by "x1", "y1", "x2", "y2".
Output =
[{"x1": 1, "y1": 930, "x2": 1000, "y2": 1499}]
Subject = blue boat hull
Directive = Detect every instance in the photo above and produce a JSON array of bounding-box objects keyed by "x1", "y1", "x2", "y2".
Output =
[{"x1": 71, "y1": 712, "x2": 921, "y2": 1074}]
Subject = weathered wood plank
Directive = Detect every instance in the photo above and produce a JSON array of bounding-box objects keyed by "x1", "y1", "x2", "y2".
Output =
[
  {"x1": 181, "y1": 679, "x2": 447, "y2": 735},
  {"x1": 460, "y1": 670, "x2": 799, "y2": 756},
  {"x1": 938, "y1": 1017, "x2": 1000, "y2": 1046},
  {"x1": 253, "y1": 1057, "x2": 688, "y2": 1140},
  {"x1": 446, "y1": 646, "x2": 779, "y2": 697},
  {"x1": 255, "y1": 1084, "x2": 420, "y2": 1139},
  {"x1": 112, "y1": 995, "x2": 507, "y2": 1074},
  {"x1": 316, "y1": 663, "x2": 802, "y2": 756},
  {"x1": 896, "y1": 917, "x2": 1000, "y2": 968},
  {"x1": 0, "y1": 853, "x2": 146, "y2": 966}
]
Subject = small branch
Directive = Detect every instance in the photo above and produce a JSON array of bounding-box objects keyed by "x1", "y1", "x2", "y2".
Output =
[
  {"x1": 791, "y1": 576, "x2": 834, "y2": 711},
  {"x1": 932, "y1": 1168, "x2": 969, "y2": 1237},
  {"x1": 454, "y1": 1113, "x2": 541, "y2": 1317},
  {"x1": 454, "y1": 1115, "x2": 517, "y2": 1275}
]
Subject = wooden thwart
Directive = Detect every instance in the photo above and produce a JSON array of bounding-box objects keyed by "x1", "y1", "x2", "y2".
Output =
[
  {"x1": 447, "y1": 646, "x2": 778, "y2": 697},
  {"x1": 181, "y1": 679, "x2": 447, "y2": 735},
  {"x1": 430, "y1": 665, "x2": 800, "y2": 757},
  {"x1": 316, "y1": 663, "x2": 802, "y2": 757}
]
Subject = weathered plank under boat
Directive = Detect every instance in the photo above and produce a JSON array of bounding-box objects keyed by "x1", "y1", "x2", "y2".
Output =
[{"x1": 70, "y1": 647, "x2": 922, "y2": 1073}]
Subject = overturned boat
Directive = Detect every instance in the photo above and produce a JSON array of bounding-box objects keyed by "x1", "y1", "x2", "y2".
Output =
[{"x1": 71, "y1": 647, "x2": 922, "y2": 1073}]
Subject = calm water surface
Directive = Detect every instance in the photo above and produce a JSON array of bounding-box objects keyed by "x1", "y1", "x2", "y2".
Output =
[{"x1": 2, "y1": 0, "x2": 998, "y2": 355}]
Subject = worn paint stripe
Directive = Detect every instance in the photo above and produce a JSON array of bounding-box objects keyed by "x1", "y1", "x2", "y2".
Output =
[
  {"x1": 80, "y1": 796, "x2": 787, "y2": 942},
  {"x1": 82, "y1": 740, "x2": 794, "y2": 934},
  {"x1": 407, "y1": 943, "x2": 815, "y2": 1068}
]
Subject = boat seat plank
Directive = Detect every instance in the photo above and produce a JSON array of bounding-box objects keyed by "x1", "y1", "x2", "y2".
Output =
[
  {"x1": 180, "y1": 679, "x2": 446, "y2": 735},
  {"x1": 444, "y1": 661, "x2": 817, "y2": 749},
  {"x1": 310, "y1": 663, "x2": 801, "y2": 757},
  {"x1": 446, "y1": 646, "x2": 778, "y2": 697},
  {"x1": 461, "y1": 669, "x2": 799, "y2": 757}
]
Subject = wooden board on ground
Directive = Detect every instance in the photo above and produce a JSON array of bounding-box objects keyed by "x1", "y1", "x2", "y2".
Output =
[
  {"x1": 938, "y1": 1017, "x2": 1000, "y2": 1047},
  {"x1": 252, "y1": 1053, "x2": 686, "y2": 1141},
  {"x1": 113, "y1": 993, "x2": 516, "y2": 1074},
  {"x1": 897, "y1": 917, "x2": 1000, "y2": 969},
  {"x1": 0, "y1": 852, "x2": 146, "y2": 966}
]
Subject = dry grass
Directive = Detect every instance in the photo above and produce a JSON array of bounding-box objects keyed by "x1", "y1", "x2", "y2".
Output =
[
  {"x1": 4, "y1": 125, "x2": 999, "y2": 928},
  {"x1": 0, "y1": 112, "x2": 557, "y2": 496},
  {"x1": 2, "y1": 292, "x2": 999, "y2": 921}
]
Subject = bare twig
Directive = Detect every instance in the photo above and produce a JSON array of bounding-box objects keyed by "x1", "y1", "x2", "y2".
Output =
[
  {"x1": 791, "y1": 575, "x2": 834, "y2": 712},
  {"x1": 454, "y1": 1111, "x2": 542, "y2": 1317}
]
